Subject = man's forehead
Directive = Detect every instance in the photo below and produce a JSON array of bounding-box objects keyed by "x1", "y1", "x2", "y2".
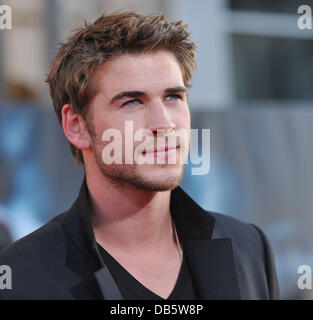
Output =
[
  {"x1": 95, "y1": 50, "x2": 182, "y2": 81},
  {"x1": 96, "y1": 55, "x2": 184, "y2": 95}
]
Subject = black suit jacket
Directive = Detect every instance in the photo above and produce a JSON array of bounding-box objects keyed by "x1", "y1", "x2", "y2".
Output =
[{"x1": 0, "y1": 179, "x2": 280, "y2": 299}]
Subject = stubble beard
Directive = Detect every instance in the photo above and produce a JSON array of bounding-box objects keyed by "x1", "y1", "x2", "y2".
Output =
[
  {"x1": 93, "y1": 140, "x2": 186, "y2": 192},
  {"x1": 87, "y1": 124, "x2": 187, "y2": 192}
]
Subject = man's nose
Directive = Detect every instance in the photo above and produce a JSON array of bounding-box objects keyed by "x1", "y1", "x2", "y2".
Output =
[{"x1": 146, "y1": 99, "x2": 176, "y2": 135}]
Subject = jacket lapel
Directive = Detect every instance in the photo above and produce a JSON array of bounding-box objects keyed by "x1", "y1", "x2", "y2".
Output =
[
  {"x1": 170, "y1": 186, "x2": 241, "y2": 299},
  {"x1": 63, "y1": 178, "x2": 124, "y2": 300},
  {"x1": 65, "y1": 178, "x2": 241, "y2": 300}
]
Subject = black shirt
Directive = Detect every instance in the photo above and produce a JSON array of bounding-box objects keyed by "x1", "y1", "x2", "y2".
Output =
[{"x1": 97, "y1": 243, "x2": 199, "y2": 300}]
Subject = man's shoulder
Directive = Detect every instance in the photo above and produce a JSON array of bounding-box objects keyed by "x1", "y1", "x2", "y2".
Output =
[
  {"x1": 208, "y1": 211, "x2": 270, "y2": 273},
  {"x1": 0, "y1": 210, "x2": 90, "y2": 299},
  {"x1": 208, "y1": 211, "x2": 279, "y2": 299},
  {"x1": 0, "y1": 211, "x2": 68, "y2": 268},
  {"x1": 209, "y1": 211, "x2": 265, "y2": 241}
]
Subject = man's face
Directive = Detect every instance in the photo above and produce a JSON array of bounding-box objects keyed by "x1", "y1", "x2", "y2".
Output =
[{"x1": 85, "y1": 50, "x2": 191, "y2": 191}]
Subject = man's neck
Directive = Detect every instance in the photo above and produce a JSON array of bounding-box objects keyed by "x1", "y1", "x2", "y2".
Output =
[{"x1": 86, "y1": 173, "x2": 174, "y2": 254}]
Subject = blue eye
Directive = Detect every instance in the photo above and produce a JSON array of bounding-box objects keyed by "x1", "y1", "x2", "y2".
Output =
[
  {"x1": 166, "y1": 94, "x2": 181, "y2": 101},
  {"x1": 123, "y1": 99, "x2": 141, "y2": 106}
]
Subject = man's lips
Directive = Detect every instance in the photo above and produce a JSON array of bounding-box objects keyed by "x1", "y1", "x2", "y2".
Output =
[{"x1": 143, "y1": 145, "x2": 180, "y2": 154}]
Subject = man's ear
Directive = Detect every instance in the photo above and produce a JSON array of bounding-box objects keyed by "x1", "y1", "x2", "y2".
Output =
[{"x1": 61, "y1": 104, "x2": 91, "y2": 150}]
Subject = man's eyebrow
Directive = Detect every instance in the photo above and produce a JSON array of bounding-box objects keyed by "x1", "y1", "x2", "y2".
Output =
[
  {"x1": 110, "y1": 91, "x2": 145, "y2": 104},
  {"x1": 109, "y1": 86, "x2": 188, "y2": 104},
  {"x1": 164, "y1": 86, "x2": 187, "y2": 94}
]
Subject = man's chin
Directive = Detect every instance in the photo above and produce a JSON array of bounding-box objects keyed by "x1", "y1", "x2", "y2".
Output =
[
  {"x1": 132, "y1": 168, "x2": 185, "y2": 192},
  {"x1": 130, "y1": 178, "x2": 182, "y2": 192}
]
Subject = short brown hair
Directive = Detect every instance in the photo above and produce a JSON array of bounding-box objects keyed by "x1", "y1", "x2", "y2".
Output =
[{"x1": 46, "y1": 11, "x2": 196, "y2": 165}]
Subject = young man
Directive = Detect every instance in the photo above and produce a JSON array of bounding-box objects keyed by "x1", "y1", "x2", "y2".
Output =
[{"x1": 0, "y1": 11, "x2": 279, "y2": 300}]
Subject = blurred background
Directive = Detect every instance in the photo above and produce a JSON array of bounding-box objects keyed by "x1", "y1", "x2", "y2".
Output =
[{"x1": 0, "y1": 0, "x2": 313, "y2": 299}]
